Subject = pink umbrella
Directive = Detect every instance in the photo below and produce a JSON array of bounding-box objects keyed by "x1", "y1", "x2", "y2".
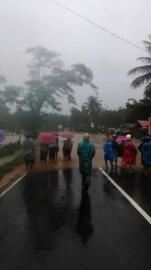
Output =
[
  {"x1": 116, "y1": 135, "x2": 126, "y2": 142},
  {"x1": 48, "y1": 133, "x2": 57, "y2": 143},
  {"x1": 59, "y1": 131, "x2": 74, "y2": 139},
  {"x1": 39, "y1": 132, "x2": 56, "y2": 144}
]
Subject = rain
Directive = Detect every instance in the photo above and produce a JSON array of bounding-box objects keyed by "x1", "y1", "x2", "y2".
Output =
[{"x1": 0, "y1": 1, "x2": 151, "y2": 269}]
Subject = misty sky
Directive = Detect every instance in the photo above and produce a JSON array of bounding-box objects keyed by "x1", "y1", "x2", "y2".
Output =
[{"x1": 0, "y1": 0, "x2": 151, "y2": 113}]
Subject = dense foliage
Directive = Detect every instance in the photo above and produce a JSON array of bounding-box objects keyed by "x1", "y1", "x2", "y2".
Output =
[{"x1": 0, "y1": 95, "x2": 127, "y2": 133}]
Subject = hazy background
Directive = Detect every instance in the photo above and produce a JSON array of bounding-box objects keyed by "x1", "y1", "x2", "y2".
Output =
[{"x1": 0, "y1": 0, "x2": 150, "y2": 112}]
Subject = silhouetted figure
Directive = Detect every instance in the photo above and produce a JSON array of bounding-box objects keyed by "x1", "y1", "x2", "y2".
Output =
[
  {"x1": 55, "y1": 135, "x2": 59, "y2": 160},
  {"x1": 22, "y1": 134, "x2": 35, "y2": 171},
  {"x1": 40, "y1": 143, "x2": 48, "y2": 165},
  {"x1": 63, "y1": 138, "x2": 73, "y2": 160},
  {"x1": 49, "y1": 142, "x2": 56, "y2": 160}
]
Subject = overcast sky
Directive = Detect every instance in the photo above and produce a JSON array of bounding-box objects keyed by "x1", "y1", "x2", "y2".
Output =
[{"x1": 0, "y1": 0, "x2": 150, "y2": 113}]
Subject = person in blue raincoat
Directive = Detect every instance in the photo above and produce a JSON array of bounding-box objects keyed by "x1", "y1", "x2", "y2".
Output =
[
  {"x1": 141, "y1": 136, "x2": 151, "y2": 173},
  {"x1": 77, "y1": 134, "x2": 95, "y2": 192},
  {"x1": 103, "y1": 135, "x2": 115, "y2": 171}
]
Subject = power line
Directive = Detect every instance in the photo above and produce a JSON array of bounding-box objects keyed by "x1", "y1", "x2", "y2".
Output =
[{"x1": 49, "y1": 0, "x2": 145, "y2": 52}]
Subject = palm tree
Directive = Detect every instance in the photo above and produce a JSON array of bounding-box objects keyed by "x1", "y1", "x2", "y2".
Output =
[
  {"x1": 128, "y1": 35, "x2": 151, "y2": 99},
  {"x1": 82, "y1": 95, "x2": 103, "y2": 131}
]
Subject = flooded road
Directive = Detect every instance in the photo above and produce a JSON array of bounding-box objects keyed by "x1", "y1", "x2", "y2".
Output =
[{"x1": 0, "y1": 169, "x2": 151, "y2": 270}]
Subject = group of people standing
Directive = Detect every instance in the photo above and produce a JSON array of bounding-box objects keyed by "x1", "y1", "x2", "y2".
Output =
[
  {"x1": 22, "y1": 133, "x2": 95, "y2": 192},
  {"x1": 22, "y1": 132, "x2": 151, "y2": 194},
  {"x1": 23, "y1": 134, "x2": 73, "y2": 170},
  {"x1": 40, "y1": 137, "x2": 59, "y2": 165},
  {"x1": 40, "y1": 137, "x2": 73, "y2": 165},
  {"x1": 103, "y1": 133, "x2": 151, "y2": 173}
]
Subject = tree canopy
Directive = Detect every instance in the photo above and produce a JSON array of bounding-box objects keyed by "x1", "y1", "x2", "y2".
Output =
[
  {"x1": 1, "y1": 46, "x2": 97, "y2": 132},
  {"x1": 23, "y1": 46, "x2": 97, "y2": 114}
]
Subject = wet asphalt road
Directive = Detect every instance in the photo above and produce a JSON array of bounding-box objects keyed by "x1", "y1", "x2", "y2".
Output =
[
  {"x1": 0, "y1": 169, "x2": 151, "y2": 270},
  {"x1": 107, "y1": 167, "x2": 151, "y2": 216}
]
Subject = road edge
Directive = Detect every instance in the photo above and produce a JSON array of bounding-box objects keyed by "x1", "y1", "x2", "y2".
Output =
[
  {"x1": 0, "y1": 173, "x2": 26, "y2": 198},
  {"x1": 98, "y1": 167, "x2": 151, "y2": 225}
]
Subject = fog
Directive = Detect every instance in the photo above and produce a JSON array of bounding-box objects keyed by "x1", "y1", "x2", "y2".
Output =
[{"x1": 0, "y1": 0, "x2": 151, "y2": 112}]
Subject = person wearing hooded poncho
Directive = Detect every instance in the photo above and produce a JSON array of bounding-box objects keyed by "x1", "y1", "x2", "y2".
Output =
[
  {"x1": 141, "y1": 136, "x2": 151, "y2": 172},
  {"x1": 77, "y1": 134, "x2": 95, "y2": 191},
  {"x1": 122, "y1": 134, "x2": 137, "y2": 170},
  {"x1": 103, "y1": 135, "x2": 115, "y2": 171},
  {"x1": 63, "y1": 138, "x2": 73, "y2": 160},
  {"x1": 40, "y1": 143, "x2": 48, "y2": 164},
  {"x1": 22, "y1": 134, "x2": 35, "y2": 170}
]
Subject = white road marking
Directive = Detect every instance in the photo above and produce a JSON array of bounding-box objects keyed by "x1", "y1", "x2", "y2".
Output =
[
  {"x1": 0, "y1": 173, "x2": 26, "y2": 199},
  {"x1": 98, "y1": 167, "x2": 151, "y2": 225}
]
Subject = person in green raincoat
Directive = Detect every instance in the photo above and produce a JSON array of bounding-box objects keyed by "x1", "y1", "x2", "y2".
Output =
[{"x1": 77, "y1": 134, "x2": 95, "y2": 192}]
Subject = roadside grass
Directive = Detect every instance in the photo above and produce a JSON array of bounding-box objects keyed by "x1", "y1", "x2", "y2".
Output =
[
  {"x1": 0, "y1": 142, "x2": 21, "y2": 158},
  {"x1": 0, "y1": 153, "x2": 24, "y2": 180}
]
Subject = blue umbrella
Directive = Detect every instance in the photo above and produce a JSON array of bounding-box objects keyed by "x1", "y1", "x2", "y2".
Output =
[{"x1": 0, "y1": 129, "x2": 6, "y2": 143}]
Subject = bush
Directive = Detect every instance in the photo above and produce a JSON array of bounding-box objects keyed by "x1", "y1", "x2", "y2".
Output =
[{"x1": 0, "y1": 142, "x2": 21, "y2": 158}]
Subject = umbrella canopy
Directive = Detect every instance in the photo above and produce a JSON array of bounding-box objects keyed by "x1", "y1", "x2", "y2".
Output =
[
  {"x1": 116, "y1": 135, "x2": 126, "y2": 142},
  {"x1": 59, "y1": 131, "x2": 74, "y2": 139},
  {"x1": 0, "y1": 129, "x2": 6, "y2": 143},
  {"x1": 39, "y1": 132, "x2": 56, "y2": 144}
]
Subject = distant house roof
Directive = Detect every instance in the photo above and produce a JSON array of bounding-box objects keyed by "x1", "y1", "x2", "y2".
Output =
[
  {"x1": 137, "y1": 120, "x2": 148, "y2": 129},
  {"x1": 120, "y1": 123, "x2": 135, "y2": 130}
]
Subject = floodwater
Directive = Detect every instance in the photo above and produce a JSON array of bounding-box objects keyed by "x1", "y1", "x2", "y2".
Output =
[
  {"x1": 0, "y1": 168, "x2": 151, "y2": 270},
  {"x1": 1, "y1": 133, "x2": 24, "y2": 145}
]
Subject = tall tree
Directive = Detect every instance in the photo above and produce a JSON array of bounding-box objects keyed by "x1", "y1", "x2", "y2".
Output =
[
  {"x1": 70, "y1": 107, "x2": 84, "y2": 131},
  {"x1": 3, "y1": 46, "x2": 97, "y2": 132},
  {"x1": 23, "y1": 46, "x2": 97, "y2": 115}
]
